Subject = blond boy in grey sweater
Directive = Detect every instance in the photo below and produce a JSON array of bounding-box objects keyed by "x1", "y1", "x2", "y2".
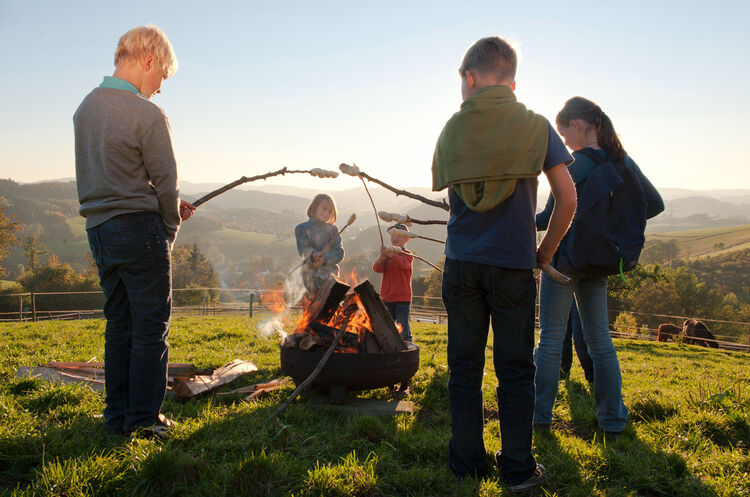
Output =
[{"x1": 74, "y1": 24, "x2": 194, "y2": 437}]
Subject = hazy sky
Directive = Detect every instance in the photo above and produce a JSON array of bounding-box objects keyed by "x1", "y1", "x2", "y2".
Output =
[{"x1": 1, "y1": 0, "x2": 748, "y2": 192}]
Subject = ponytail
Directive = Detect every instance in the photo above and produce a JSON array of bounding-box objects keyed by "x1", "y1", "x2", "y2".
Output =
[{"x1": 556, "y1": 97, "x2": 626, "y2": 161}]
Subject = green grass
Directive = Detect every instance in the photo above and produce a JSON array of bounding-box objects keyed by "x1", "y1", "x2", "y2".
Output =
[{"x1": 1, "y1": 316, "x2": 748, "y2": 496}]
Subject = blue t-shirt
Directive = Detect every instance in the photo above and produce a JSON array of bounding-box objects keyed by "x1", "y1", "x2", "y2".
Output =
[{"x1": 445, "y1": 122, "x2": 572, "y2": 269}]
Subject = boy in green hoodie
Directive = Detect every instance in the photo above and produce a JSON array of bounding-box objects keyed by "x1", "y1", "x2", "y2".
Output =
[{"x1": 432, "y1": 36, "x2": 576, "y2": 491}]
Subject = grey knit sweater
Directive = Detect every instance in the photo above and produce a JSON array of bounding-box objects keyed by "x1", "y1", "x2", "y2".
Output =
[{"x1": 74, "y1": 87, "x2": 181, "y2": 241}]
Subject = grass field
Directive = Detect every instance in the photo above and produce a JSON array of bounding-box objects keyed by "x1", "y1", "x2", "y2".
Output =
[
  {"x1": 647, "y1": 224, "x2": 750, "y2": 259},
  {"x1": 1, "y1": 316, "x2": 748, "y2": 496}
]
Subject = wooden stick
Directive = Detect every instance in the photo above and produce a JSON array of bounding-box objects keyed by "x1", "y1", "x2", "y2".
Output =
[
  {"x1": 389, "y1": 246, "x2": 442, "y2": 271},
  {"x1": 269, "y1": 315, "x2": 352, "y2": 421},
  {"x1": 378, "y1": 211, "x2": 447, "y2": 226},
  {"x1": 192, "y1": 168, "x2": 338, "y2": 207},
  {"x1": 289, "y1": 214, "x2": 357, "y2": 275},
  {"x1": 390, "y1": 245, "x2": 570, "y2": 284},
  {"x1": 387, "y1": 227, "x2": 445, "y2": 244},
  {"x1": 538, "y1": 262, "x2": 573, "y2": 285},
  {"x1": 339, "y1": 163, "x2": 449, "y2": 211},
  {"x1": 360, "y1": 175, "x2": 384, "y2": 247}
]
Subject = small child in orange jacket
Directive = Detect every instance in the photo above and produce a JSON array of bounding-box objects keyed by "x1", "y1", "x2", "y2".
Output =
[{"x1": 372, "y1": 223, "x2": 414, "y2": 342}]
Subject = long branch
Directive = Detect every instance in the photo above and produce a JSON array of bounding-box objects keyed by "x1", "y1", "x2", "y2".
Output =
[
  {"x1": 360, "y1": 177, "x2": 384, "y2": 247},
  {"x1": 192, "y1": 168, "x2": 334, "y2": 207},
  {"x1": 359, "y1": 172, "x2": 450, "y2": 211}
]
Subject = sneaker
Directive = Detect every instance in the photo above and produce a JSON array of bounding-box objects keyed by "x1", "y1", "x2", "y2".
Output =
[
  {"x1": 508, "y1": 463, "x2": 547, "y2": 492},
  {"x1": 604, "y1": 430, "x2": 623, "y2": 440},
  {"x1": 128, "y1": 413, "x2": 177, "y2": 439},
  {"x1": 533, "y1": 422, "x2": 551, "y2": 433}
]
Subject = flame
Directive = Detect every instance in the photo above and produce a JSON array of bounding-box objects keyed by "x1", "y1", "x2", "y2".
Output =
[
  {"x1": 295, "y1": 295, "x2": 314, "y2": 334},
  {"x1": 260, "y1": 289, "x2": 286, "y2": 314},
  {"x1": 340, "y1": 268, "x2": 360, "y2": 286}
]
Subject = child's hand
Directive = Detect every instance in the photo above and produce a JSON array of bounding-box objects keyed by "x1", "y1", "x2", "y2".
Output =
[
  {"x1": 179, "y1": 200, "x2": 196, "y2": 221},
  {"x1": 380, "y1": 246, "x2": 391, "y2": 260},
  {"x1": 312, "y1": 252, "x2": 324, "y2": 267}
]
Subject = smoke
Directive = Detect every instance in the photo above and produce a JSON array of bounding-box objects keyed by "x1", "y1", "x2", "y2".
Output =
[{"x1": 257, "y1": 268, "x2": 307, "y2": 341}]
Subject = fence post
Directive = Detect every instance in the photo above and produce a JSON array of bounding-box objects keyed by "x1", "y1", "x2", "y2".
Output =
[
  {"x1": 18, "y1": 295, "x2": 23, "y2": 322},
  {"x1": 248, "y1": 293, "x2": 254, "y2": 318},
  {"x1": 31, "y1": 293, "x2": 36, "y2": 322}
]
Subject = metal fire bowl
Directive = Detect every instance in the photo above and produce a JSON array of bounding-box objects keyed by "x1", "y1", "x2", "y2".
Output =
[{"x1": 280, "y1": 342, "x2": 419, "y2": 390}]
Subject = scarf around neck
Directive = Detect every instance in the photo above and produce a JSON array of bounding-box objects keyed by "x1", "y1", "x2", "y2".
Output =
[{"x1": 431, "y1": 85, "x2": 548, "y2": 211}]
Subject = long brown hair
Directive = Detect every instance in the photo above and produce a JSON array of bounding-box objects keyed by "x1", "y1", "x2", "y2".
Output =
[{"x1": 556, "y1": 97, "x2": 626, "y2": 161}]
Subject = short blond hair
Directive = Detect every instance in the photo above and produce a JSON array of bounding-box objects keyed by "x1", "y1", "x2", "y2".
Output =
[
  {"x1": 306, "y1": 193, "x2": 338, "y2": 223},
  {"x1": 459, "y1": 36, "x2": 516, "y2": 82},
  {"x1": 114, "y1": 24, "x2": 178, "y2": 78}
]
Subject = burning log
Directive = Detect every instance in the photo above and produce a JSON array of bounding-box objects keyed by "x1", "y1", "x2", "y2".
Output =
[
  {"x1": 298, "y1": 335, "x2": 331, "y2": 351},
  {"x1": 271, "y1": 314, "x2": 352, "y2": 421},
  {"x1": 358, "y1": 332, "x2": 381, "y2": 354},
  {"x1": 354, "y1": 280, "x2": 408, "y2": 353},
  {"x1": 299, "y1": 276, "x2": 352, "y2": 330}
]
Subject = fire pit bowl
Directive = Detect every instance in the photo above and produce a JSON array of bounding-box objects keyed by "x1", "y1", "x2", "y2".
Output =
[{"x1": 280, "y1": 342, "x2": 419, "y2": 391}]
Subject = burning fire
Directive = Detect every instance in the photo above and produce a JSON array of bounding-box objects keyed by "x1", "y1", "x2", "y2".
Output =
[
  {"x1": 294, "y1": 290, "x2": 373, "y2": 353},
  {"x1": 340, "y1": 268, "x2": 361, "y2": 287},
  {"x1": 260, "y1": 289, "x2": 286, "y2": 314}
]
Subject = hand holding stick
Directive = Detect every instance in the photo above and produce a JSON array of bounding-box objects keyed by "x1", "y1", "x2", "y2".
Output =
[
  {"x1": 289, "y1": 213, "x2": 357, "y2": 275},
  {"x1": 538, "y1": 262, "x2": 572, "y2": 285},
  {"x1": 378, "y1": 211, "x2": 447, "y2": 226}
]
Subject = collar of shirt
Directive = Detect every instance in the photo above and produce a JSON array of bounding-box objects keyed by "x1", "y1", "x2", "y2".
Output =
[{"x1": 99, "y1": 76, "x2": 140, "y2": 94}]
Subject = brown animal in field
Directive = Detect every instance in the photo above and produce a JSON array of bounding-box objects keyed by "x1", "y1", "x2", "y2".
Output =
[
  {"x1": 683, "y1": 319, "x2": 719, "y2": 348},
  {"x1": 657, "y1": 323, "x2": 681, "y2": 342}
]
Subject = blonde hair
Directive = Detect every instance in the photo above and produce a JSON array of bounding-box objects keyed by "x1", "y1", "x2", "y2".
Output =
[
  {"x1": 114, "y1": 25, "x2": 178, "y2": 78},
  {"x1": 307, "y1": 193, "x2": 338, "y2": 223}
]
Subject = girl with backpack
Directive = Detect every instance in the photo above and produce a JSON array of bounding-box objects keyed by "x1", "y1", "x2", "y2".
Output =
[{"x1": 534, "y1": 97, "x2": 664, "y2": 435}]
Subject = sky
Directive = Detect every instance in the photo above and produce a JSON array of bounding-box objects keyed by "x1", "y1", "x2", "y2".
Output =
[{"x1": 1, "y1": 0, "x2": 749, "y2": 193}]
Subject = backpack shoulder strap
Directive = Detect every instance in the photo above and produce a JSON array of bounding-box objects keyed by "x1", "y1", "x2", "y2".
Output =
[{"x1": 575, "y1": 147, "x2": 605, "y2": 165}]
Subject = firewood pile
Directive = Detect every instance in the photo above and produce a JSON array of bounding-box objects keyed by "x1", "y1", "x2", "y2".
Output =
[{"x1": 282, "y1": 276, "x2": 408, "y2": 354}]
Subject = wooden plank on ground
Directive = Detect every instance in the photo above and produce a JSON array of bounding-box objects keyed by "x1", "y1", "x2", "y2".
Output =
[
  {"x1": 42, "y1": 362, "x2": 201, "y2": 380},
  {"x1": 16, "y1": 367, "x2": 105, "y2": 392},
  {"x1": 172, "y1": 359, "x2": 258, "y2": 398}
]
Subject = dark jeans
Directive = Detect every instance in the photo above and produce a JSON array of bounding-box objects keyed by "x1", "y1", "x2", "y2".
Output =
[
  {"x1": 87, "y1": 212, "x2": 172, "y2": 434},
  {"x1": 560, "y1": 303, "x2": 594, "y2": 382},
  {"x1": 442, "y1": 258, "x2": 537, "y2": 485},
  {"x1": 384, "y1": 301, "x2": 412, "y2": 341}
]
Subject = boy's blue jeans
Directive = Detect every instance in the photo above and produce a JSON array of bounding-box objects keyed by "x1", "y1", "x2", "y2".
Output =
[
  {"x1": 534, "y1": 272, "x2": 628, "y2": 432},
  {"x1": 442, "y1": 258, "x2": 537, "y2": 485},
  {"x1": 87, "y1": 212, "x2": 172, "y2": 434},
  {"x1": 384, "y1": 301, "x2": 412, "y2": 341}
]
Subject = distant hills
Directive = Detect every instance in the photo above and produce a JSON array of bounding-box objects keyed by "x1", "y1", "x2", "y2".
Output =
[{"x1": 2, "y1": 177, "x2": 749, "y2": 285}]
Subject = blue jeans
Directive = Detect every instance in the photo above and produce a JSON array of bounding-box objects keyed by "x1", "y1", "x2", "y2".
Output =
[
  {"x1": 384, "y1": 301, "x2": 412, "y2": 341},
  {"x1": 442, "y1": 258, "x2": 537, "y2": 485},
  {"x1": 534, "y1": 272, "x2": 627, "y2": 432},
  {"x1": 560, "y1": 304, "x2": 594, "y2": 382},
  {"x1": 87, "y1": 212, "x2": 172, "y2": 434}
]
